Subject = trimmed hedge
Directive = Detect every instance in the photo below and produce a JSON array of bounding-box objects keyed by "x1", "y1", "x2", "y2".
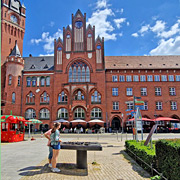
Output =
[
  {"x1": 155, "y1": 139, "x2": 180, "y2": 180},
  {"x1": 125, "y1": 140, "x2": 156, "y2": 172}
]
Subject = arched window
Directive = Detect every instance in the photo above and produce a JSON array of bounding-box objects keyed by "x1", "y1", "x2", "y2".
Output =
[
  {"x1": 26, "y1": 92, "x2": 35, "y2": 104},
  {"x1": 68, "y1": 61, "x2": 91, "y2": 82},
  {"x1": 40, "y1": 108, "x2": 50, "y2": 119},
  {"x1": 40, "y1": 77, "x2": 45, "y2": 86},
  {"x1": 74, "y1": 108, "x2": 85, "y2": 119},
  {"x1": 18, "y1": 76, "x2": 21, "y2": 86},
  {"x1": 57, "y1": 108, "x2": 68, "y2": 119},
  {"x1": 74, "y1": 90, "x2": 84, "y2": 100},
  {"x1": 9, "y1": 75, "x2": 12, "y2": 85},
  {"x1": 91, "y1": 108, "x2": 102, "y2": 119},
  {"x1": 58, "y1": 91, "x2": 68, "y2": 103},
  {"x1": 26, "y1": 77, "x2": 31, "y2": 87},
  {"x1": 12, "y1": 92, "x2": 15, "y2": 103},
  {"x1": 32, "y1": 77, "x2": 36, "y2": 87},
  {"x1": 46, "y1": 77, "x2": 50, "y2": 86},
  {"x1": 25, "y1": 109, "x2": 36, "y2": 119},
  {"x1": 91, "y1": 91, "x2": 101, "y2": 103},
  {"x1": 40, "y1": 92, "x2": 49, "y2": 103}
]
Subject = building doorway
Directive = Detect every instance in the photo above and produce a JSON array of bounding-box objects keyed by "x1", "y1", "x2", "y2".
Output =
[{"x1": 111, "y1": 117, "x2": 121, "y2": 131}]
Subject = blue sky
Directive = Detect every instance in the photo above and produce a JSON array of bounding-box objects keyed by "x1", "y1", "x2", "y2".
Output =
[{"x1": 23, "y1": 0, "x2": 180, "y2": 57}]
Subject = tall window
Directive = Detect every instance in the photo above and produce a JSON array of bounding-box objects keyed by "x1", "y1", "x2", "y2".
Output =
[
  {"x1": 126, "y1": 75, "x2": 132, "y2": 82},
  {"x1": 91, "y1": 91, "x2": 101, "y2": 103},
  {"x1": 126, "y1": 88, "x2": 133, "y2": 96},
  {"x1": 169, "y1": 87, "x2": 176, "y2": 96},
  {"x1": 26, "y1": 77, "x2": 31, "y2": 87},
  {"x1": 25, "y1": 109, "x2": 36, "y2": 119},
  {"x1": 170, "y1": 101, "x2": 177, "y2": 110},
  {"x1": 40, "y1": 92, "x2": 50, "y2": 103},
  {"x1": 112, "y1": 88, "x2": 118, "y2": 96},
  {"x1": 46, "y1": 77, "x2": 50, "y2": 86},
  {"x1": 155, "y1": 87, "x2": 161, "y2": 96},
  {"x1": 40, "y1": 77, "x2": 45, "y2": 86},
  {"x1": 40, "y1": 108, "x2": 50, "y2": 119},
  {"x1": 140, "y1": 75, "x2": 146, "y2": 82},
  {"x1": 133, "y1": 75, "x2": 139, "y2": 82},
  {"x1": 74, "y1": 90, "x2": 84, "y2": 100},
  {"x1": 58, "y1": 91, "x2": 68, "y2": 102},
  {"x1": 154, "y1": 75, "x2": 160, "y2": 82},
  {"x1": 26, "y1": 92, "x2": 35, "y2": 104},
  {"x1": 9, "y1": 75, "x2": 12, "y2": 85},
  {"x1": 68, "y1": 61, "x2": 90, "y2": 82},
  {"x1": 144, "y1": 101, "x2": 148, "y2": 110},
  {"x1": 161, "y1": 75, "x2": 167, "y2": 81},
  {"x1": 58, "y1": 108, "x2": 68, "y2": 119},
  {"x1": 32, "y1": 77, "x2": 36, "y2": 87},
  {"x1": 119, "y1": 75, "x2": 125, "y2": 82},
  {"x1": 127, "y1": 103, "x2": 133, "y2": 110},
  {"x1": 176, "y1": 75, "x2": 180, "y2": 81},
  {"x1": 168, "y1": 75, "x2": 174, "y2": 81},
  {"x1": 147, "y1": 75, "x2": 153, "y2": 82},
  {"x1": 18, "y1": 76, "x2": 21, "y2": 85},
  {"x1": 112, "y1": 75, "x2": 118, "y2": 82},
  {"x1": 156, "y1": 102, "x2": 162, "y2": 110},
  {"x1": 12, "y1": 93, "x2": 15, "y2": 103},
  {"x1": 141, "y1": 88, "x2": 147, "y2": 96},
  {"x1": 91, "y1": 108, "x2": 102, "y2": 119},
  {"x1": 113, "y1": 102, "x2": 119, "y2": 110},
  {"x1": 74, "y1": 108, "x2": 85, "y2": 119}
]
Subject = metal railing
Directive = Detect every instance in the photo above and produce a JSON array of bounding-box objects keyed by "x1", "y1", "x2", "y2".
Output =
[{"x1": 125, "y1": 147, "x2": 168, "y2": 180}]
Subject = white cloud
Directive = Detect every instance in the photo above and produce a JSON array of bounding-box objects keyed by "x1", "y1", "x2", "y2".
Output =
[
  {"x1": 126, "y1": 22, "x2": 130, "y2": 26},
  {"x1": 131, "y1": 33, "x2": 139, "y2": 37},
  {"x1": 151, "y1": 20, "x2": 166, "y2": 34},
  {"x1": 49, "y1": 21, "x2": 55, "y2": 27},
  {"x1": 30, "y1": 29, "x2": 63, "y2": 53},
  {"x1": 120, "y1": 8, "x2": 124, "y2": 14},
  {"x1": 139, "y1": 24, "x2": 150, "y2": 35},
  {"x1": 150, "y1": 36, "x2": 180, "y2": 55},
  {"x1": 39, "y1": 53, "x2": 54, "y2": 56},
  {"x1": 119, "y1": 32, "x2": 123, "y2": 37},
  {"x1": 96, "y1": 0, "x2": 108, "y2": 9},
  {"x1": 114, "y1": 18, "x2": 126, "y2": 29}
]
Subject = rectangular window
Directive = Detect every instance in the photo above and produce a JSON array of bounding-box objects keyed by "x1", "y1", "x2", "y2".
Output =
[
  {"x1": 161, "y1": 75, "x2": 167, "y2": 81},
  {"x1": 126, "y1": 75, "x2": 132, "y2": 82},
  {"x1": 155, "y1": 87, "x2": 161, "y2": 96},
  {"x1": 127, "y1": 103, "x2": 133, "y2": 110},
  {"x1": 168, "y1": 75, "x2": 174, "y2": 81},
  {"x1": 156, "y1": 101, "x2": 162, "y2": 110},
  {"x1": 112, "y1": 75, "x2": 118, "y2": 82},
  {"x1": 126, "y1": 88, "x2": 133, "y2": 96},
  {"x1": 154, "y1": 75, "x2": 160, "y2": 82},
  {"x1": 140, "y1": 75, "x2": 146, "y2": 82},
  {"x1": 26, "y1": 77, "x2": 31, "y2": 87},
  {"x1": 112, "y1": 88, "x2": 118, "y2": 96},
  {"x1": 119, "y1": 75, "x2": 125, "y2": 82},
  {"x1": 144, "y1": 101, "x2": 148, "y2": 110},
  {"x1": 141, "y1": 87, "x2": 147, "y2": 96},
  {"x1": 170, "y1": 101, "x2": 177, "y2": 110},
  {"x1": 133, "y1": 75, "x2": 139, "y2": 82},
  {"x1": 169, "y1": 87, "x2": 176, "y2": 96},
  {"x1": 113, "y1": 102, "x2": 119, "y2": 110},
  {"x1": 176, "y1": 75, "x2": 180, "y2": 81},
  {"x1": 147, "y1": 75, "x2": 153, "y2": 82}
]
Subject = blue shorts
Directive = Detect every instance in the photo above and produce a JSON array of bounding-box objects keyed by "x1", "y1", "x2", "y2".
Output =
[
  {"x1": 48, "y1": 146, "x2": 53, "y2": 160},
  {"x1": 52, "y1": 142, "x2": 61, "y2": 150}
]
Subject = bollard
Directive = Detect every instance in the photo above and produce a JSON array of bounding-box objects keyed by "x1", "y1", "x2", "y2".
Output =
[
  {"x1": 117, "y1": 131, "x2": 119, "y2": 141},
  {"x1": 41, "y1": 131, "x2": 43, "y2": 138},
  {"x1": 78, "y1": 131, "x2": 79, "y2": 140},
  {"x1": 126, "y1": 132, "x2": 127, "y2": 140},
  {"x1": 121, "y1": 132, "x2": 122, "y2": 141}
]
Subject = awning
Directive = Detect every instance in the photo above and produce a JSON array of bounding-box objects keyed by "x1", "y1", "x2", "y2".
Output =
[
  {"x1": 54, "y1": 119, "x2": 69, "y2": 123},
  {"x1": 154, "y1": 117, "x2": 180, "y2": 121},
  {"x1": 88, "y1": 119, "x2": 104, "y2": 123},
  {"x1": 71, "y1": 119, "x2": 87, "y2": 123},
  {"x1": 127, "y1": 118, "x2": 154, "y2": 122}
]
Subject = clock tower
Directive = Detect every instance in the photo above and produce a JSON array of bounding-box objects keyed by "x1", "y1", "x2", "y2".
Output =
[{"x1": 1, "y1": 0, "x2": 26, "y2": 65}]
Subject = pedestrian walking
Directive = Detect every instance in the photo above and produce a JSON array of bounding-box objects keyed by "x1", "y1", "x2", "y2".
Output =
[
  {"x1": 50, "y1": 122, "x2": 62, "y2": 173},
  {"x1": 80, "y1": 127, "x2": 83, "y2": 133}
]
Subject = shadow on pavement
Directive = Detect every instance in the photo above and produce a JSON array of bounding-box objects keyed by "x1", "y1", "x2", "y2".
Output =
[
  {"x1": 18, "y1": 163, "x2": 88, "y2": 177},
  {"x1": 119, "y1": 150, "x2": 151, "y2": 179}
]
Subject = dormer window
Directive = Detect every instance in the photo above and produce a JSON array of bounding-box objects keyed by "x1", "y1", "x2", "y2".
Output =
[
  {"x1": 30, "y1": 64, "x2": 35, "y2": 69},
  {"x1": 41, "y1": 58, "x2": 45, "y2": 61},
  {"x1": 43, "y1": 64, "x2": 49, "y2": 69}
]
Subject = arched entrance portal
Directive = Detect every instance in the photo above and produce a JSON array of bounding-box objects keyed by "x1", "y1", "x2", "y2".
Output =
[{"x1": 112, "y1": 117, "x2": 121, "y2": 131}]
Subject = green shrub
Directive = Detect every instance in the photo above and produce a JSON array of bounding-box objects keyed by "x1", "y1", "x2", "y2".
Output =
[
  {"x1": 155, "y1": 139, "x2": 180, "y2": 180},
  {"x1": 125, "y1": 140, "x2": 156, "y2": 173}
]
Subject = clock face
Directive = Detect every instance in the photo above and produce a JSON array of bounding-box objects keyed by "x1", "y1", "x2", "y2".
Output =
[
  {"x1": 97, "y1": 45, "x2": 101, "y2": 50},
  {"x1": 11, "y1": 15, "x2": 17, "y2": 23},
  {"x1": 57, "y1": 47, "x2": 62, "y2": 51},
  {"x1": 75, "y1": 21, "x2": 83, "y2": 28}
]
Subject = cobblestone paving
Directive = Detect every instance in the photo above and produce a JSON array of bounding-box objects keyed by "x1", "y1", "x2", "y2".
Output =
[{"x1": 20, "y1": 140, "x2": 150, "y2": 180}]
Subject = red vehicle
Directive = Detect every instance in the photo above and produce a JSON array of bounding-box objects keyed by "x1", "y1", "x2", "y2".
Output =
[{"x1": 1, "y1": 115, "x2": 28, "y2": 142}]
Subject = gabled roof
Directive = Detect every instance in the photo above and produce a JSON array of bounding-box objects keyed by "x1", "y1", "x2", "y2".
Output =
[
  {"x1": 23, "y1": 56, "x2": 54, "y2": 72},
  {"x1": 74, "y1": 9, "x2": 84, "y2": 18},
  {"x1": 105, "y1": 56, "x2": 180, "y2": 69},
  {"x1": 9, "y1": 41, "x2": 21, "y2": 57}
]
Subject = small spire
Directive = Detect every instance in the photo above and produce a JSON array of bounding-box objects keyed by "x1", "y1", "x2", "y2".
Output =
[{"x1": 9, "y1": 41, "x2": 21, "y2": 57}]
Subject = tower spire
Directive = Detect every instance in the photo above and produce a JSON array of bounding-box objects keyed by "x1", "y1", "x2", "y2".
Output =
[{"x1": 9, "y1": 40, "x2": 22, "y2": 57}]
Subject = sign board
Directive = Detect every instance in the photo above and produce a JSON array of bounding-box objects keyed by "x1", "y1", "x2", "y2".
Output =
[
  {"x1": 135, "y1": 107, "x2": 142, "y2": 131},
  {"x1": 137, "y1": 120, "x2": 142, "y2": 131}
]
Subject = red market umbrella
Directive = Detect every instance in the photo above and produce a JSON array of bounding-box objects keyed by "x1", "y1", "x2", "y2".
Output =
[
  {"x1": 127, "y1": 118, "x2": 154, "y2": 122},
  {"x1": 154, "y1": 117, "x2": 180, "y2": 122}
]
